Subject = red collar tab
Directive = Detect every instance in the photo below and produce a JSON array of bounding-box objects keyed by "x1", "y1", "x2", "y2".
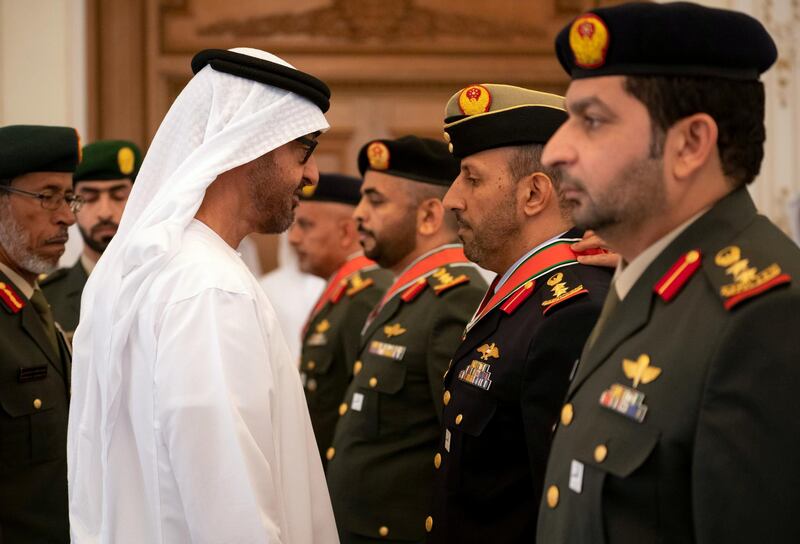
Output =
[
  {"x1": 304, "y1": 255, "x2": 376, "y2": 333},
  {"x1": 0, "y1": 281, "x2": 25, "y2": 314},
  {"x1": 380, "y1": 246, "x2": 469, "y2": 307},
  {"x1": 331, "y1": 280, "x2": 348, "y2": 304},
  {"x1": 401, "y1": 278, "x2": 428, "y2": 302},
  {"x1": 499, "y1": 280, "x2": 535, "y2": 315},
  {"x1": 653, "y1": 249, "x2": 702, "y2": 303}
]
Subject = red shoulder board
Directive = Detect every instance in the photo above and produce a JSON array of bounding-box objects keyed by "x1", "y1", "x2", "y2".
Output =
[
  {"x1": 331, "y1": 279, "x2": 348, "y2": 304},
  {"x1": 712, "y1": 245, "x2": 791, "y2": 311},
  {"x1": 0, "y1": 282, "x2": 25, "y2": 314},
  {"x1": 401, "y1": 278, "x2": 428, "y2": 302},
  {"x1": 500, "y1": 280, "x2": 535, "y2": 315},
  {"x1": 346, "y1": 275, "x2": 374, "y2": 297},
  {"x1": 429, "y1": 267, "x2": 470, "y2": 296},
  {"x1": 654, "y1": 249, "x2": 702, "y2": 303},
  {"x1": 540, "y1": 271, "x2": 588, "y2": 316}
]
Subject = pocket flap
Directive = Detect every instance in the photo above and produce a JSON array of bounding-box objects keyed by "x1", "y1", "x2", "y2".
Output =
[
  {"x1": 301, "y1": 349, "x2": 335, "y2": 375},
  {"x1": 576, "y1": 422, "x2": 659, "y2": 478},
  {"x1": 353, "y1": 358, "x2": 406, "y2": 394},
  {"x1": 0, "y1": 381, "x2": 57, "y2": 417}
]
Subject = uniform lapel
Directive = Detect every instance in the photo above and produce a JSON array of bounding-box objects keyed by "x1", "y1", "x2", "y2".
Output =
[
  {"x1": 360, "y1": 295, "x2": 402, "y2": 348},
  {"x1": 455, "y1": 306, "x2": 504, "y2": 361},
  {"x1": 20, "y1": 303, "x2": 65, "y2": 378}
]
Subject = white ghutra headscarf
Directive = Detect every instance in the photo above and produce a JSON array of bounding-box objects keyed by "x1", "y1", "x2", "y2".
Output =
[{"x1": 67, "y1": 47, "x2": 329, "y2": 524}]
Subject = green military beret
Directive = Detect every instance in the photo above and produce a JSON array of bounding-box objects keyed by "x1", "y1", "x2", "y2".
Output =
[
  {"x1": 74, "y1": 140, "x2": 142, "y2": 183},
  {"x1": 0, "y1": 125, "x2": 81, "y2": 184},
  {"x1": 301, "y1": 172, "x2": 362, "y2": 205},
  {"x1": 556, "y1": 2, "x2": 777, "y2": 80},
  {"x1": 357, "y1": 135, "x2": 460, "y2": 187},
  {"x1": 443, "y1": 84, "x2": 567, "y2": 159}
]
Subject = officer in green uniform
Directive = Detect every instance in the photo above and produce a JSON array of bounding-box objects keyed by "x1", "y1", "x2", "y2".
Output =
[
  {"x1": 326, "y1": 136, "x2": 487, "y2": 543},
  {"x1": 288, "y1": 172, "x2": 392, "y2": 466},
  {"x1": 426, "y1": 84, "x2": 612, "y2": 543},
  {"x1": 0, "y1": 125, "x2": 81, "y2": 542},
  {"x1": 537, "y1": 3, "x2": 800, "y2": 543},
  {"x1": 42, "y1": 140, "x2": 141, "y2": 336}
]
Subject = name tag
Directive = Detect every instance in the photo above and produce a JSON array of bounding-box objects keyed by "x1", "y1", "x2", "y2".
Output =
[
  {"x1": 369, "y1": 340, "x2": 407, "y2": 361},
  {"x1": 307, "y1": 332, "x2": 328, "y2": 346},
  {"x1": 569, "y1": 460, "x2": 584, "y2": 493},
  {"x1": 445, "y1": 429, "x2": 451, "y2": 452},
  {"x1": 351, "y1": 392, "x2": 365, "y2": 412}
]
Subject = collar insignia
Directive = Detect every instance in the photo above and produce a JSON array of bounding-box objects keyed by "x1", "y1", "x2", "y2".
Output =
[{"x1": 0, "y1": 282, "x2": 25, "y2": 314}]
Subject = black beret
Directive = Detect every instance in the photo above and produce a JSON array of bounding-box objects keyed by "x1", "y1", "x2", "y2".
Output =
[
  {"x1": 357, "y1": 135, "x2": 460, "y2": 187},
  {"x1": 443, "y1": 84, "x2": 567, "y2": 159},
  {"x1": 0, "y1": 125, "x2": 80, "y2": 184},
  {"x1": 192, "y1": 49, "x2": 331, "y2": 113},
  {"x1": 556, "y1": 2, "x2": 777, "y2": 80},
  {"x1": 74, "y1": 140, "x2": 142, "y2": 183},
  {"x1": 301, "y1": 172, "x2": 362, "y2": 205}
]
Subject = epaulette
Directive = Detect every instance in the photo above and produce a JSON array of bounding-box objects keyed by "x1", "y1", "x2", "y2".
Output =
[
  {"x1": 0, "y1": 281, "x2": 26, "y2": 314},
  {"x1": 653, "y1": 249, "x2": 702, "y2": 303},
  {"x1": 346, "y1": 271, "x2": 374, "y2": 297},
  {"x1": 705, "y1": 244, "x2": 792, "y2": 310},
  {"x1": 39, "y1": 267, "x2": 68, "y2": 286},
  {"x1": 330, "y1": 279, "x2": 348, "y2": 304},
  {"x1": 540, "y1": 268, "x2": 589, "y2": 316},
  {"x1": 501, "y1": 280, "x2": 535, "y2": 315},
  {"x1": 401, "y1": 278, "x2": 427, "y2": 303},
  {"x1": 428, "y1": 266, "x2": 470, "y2": 295}
]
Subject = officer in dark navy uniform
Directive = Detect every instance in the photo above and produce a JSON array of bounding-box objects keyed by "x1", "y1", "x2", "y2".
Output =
[
  {"x1": 289, "y1": 172, "x2": 392, "y2": 466},
  {"x1": 326, "y1": 136, "x2": 487, "y2": 543},
  {"x1": 538, "y1": 3, "x2": 800, "y2": 543},
  {"x1": 424, "y1": 84, "x2": 611, "y2": 543},
  {"x1": 0, "y1": 125, "x2": 81, "y2": 543}
]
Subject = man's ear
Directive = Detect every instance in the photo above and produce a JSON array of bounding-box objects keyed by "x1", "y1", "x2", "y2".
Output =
[
  {"x1": 666, "y1": 113, "x2": 718, "y2": 181},
  {"x1": 417, "y1": 198, "x2": 445, "y2": 236},
  {"x1": 339, "y1": 217, "x2": 358, "y2": 249},
  {"x1": 519, "y1": 172, "x2": 554, "y2": 218}
]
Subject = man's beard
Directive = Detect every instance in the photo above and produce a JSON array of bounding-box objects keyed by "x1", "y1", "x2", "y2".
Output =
[
  {"x1": 0, "y1": 205, "x2": 60, "y2": 275},
  {"x1": 79, "y1": 220, "x2": 118, "y2": 255},
  {"x1": 558, "y1": 153, "x2": 666, "y2": 235},
  {"x1": 358, "y1": 214, "x2": 417, "y2": 270},
  {"x1": 247, "y1": 154, "x2": 303, "y2": 234},
  {"x1": 455, "y1": 189, "x2": 520, "y2": 268}
]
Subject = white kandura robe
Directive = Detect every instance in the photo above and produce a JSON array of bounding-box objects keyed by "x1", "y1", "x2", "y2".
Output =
[{"x1": 73, "y1": 220, "x2": 337, "y2": 543}]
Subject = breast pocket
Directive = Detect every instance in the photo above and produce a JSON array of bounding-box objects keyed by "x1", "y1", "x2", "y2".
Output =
[
  {"x1": 349, "y1": 358, "x2": 407, "y2": 437},
  {"x1": 0, "y1": 378, "x2": 67, "y2": 469}
]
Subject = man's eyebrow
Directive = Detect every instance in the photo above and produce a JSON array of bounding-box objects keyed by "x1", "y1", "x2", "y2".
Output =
[
  {"x1": 566, "y1": 96, "x2": 615, "y2": 117},
  {"x1": 362, "y1": 187, "x2": 382, "y2": 197}
]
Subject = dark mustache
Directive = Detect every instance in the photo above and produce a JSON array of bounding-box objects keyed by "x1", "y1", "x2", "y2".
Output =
[{"x1": 90, "y1": 220, "x2": 119, "y2": 236}]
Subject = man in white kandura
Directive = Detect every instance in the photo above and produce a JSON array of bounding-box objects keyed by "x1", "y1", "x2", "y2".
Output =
[{"x1": 67, "y1": 47, "x2": 339, "y2": 543}]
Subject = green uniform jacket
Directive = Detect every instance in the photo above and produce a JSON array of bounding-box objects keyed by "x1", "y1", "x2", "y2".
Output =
[
  {"x1": 0, "y1": 272, "x2": 71, "y2": 543},
  {"x1": 326, "y1": 245, "x2": 487, "y2": 543},
  {"x1": 41, "y1": 260, "x2": 88, "y2": 334},
  {"x1": 538, "y1": 188, "x2": 800, "y2": 543},
  {"x1": 301, "y1": 257, "x2": 392, "y2": 467}
]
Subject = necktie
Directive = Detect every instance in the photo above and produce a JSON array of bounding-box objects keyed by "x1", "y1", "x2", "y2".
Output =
[
  {"x1": 29, "y1": 289, "x2": 60, "y2": 356},
  {"x1": 584, "y1": 281, "x2": 621, "y2": 353}
]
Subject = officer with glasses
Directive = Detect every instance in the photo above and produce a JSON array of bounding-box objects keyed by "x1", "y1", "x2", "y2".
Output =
[{"x1": 0, "y1": 124, "x2": 81, "y2": 542}]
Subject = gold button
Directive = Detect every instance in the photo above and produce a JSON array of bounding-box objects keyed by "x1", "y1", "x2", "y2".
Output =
[
  {"x1": 686, "y1": 249, "x2": 700, "y2": 263},
  {"x1": 369, "y1": 376, "x2": 378, "y2": 388},
  {"x1": 33, "y1": 398, "x2": 42, "y2": 410},
  {"x1": 307, "y1": 379, "x2": 317, "y2": 392},
  {"x1": 339, "y1": 403, "x2": 348, "y2": 416},
  {"x1": 594, "y1": 444, "x2": 608, "y2": 463},
  {"x1": 425, "y1": 515, "x2": 433, "y2": 532},
  {"x1": 326, "y1": 447, "x2": 336, "y2": 460},
  {"x1": 379, "y1": 526, "x2": 389, "y2": 537},
  {"x1": 561, "y1": 404, "x2": 574, "y2": 426},
  {"x1": 443, "y1": 390, "x2": 451, "y2": 406},
  {"x1": 546, "y1": 485, "x2": 559, "y2": 508},
  {"x1": 434, "y1": 452, "x2": 442, "y2": 469},
  {"x1": 307, "y1": 360, "x2": 316, "y2": 370},
  {"x1": 448, "y1": 142, "x2": 454, "y2": 153},
  {"x1": 353, "y1": 360, "x2": 363, "y2": 375},
  {"x1": 443, "y1": 131, "x2": 450, "y2": 143},
  {"x1": 455, "y1": 414, "x2": 463, "y2": 425}
]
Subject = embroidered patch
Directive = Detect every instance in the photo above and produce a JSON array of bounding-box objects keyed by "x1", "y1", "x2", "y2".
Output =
[
  {"x1": 541, "y1": 271, "x2": 587, "y2": 314},
  {"x1": 569, "y1": 13, "x2": 610, "y2": 69},
  {"x1": 369, "y1": 340, "x2": 407, "y2": 361},
  {"x1": 458, "y1": 360, "x2": 493, "y2": 391},
  {"x1": 458, "y1": 84, "x2": 492, "y2": 116}
]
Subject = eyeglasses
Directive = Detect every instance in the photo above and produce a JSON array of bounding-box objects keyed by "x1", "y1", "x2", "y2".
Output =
[
  {"x1": 295, "y1": 135, "x2": 318, "y2": 165},
  {"x1": 0, "y1": 185, "x2": 85, "y2": 213}
]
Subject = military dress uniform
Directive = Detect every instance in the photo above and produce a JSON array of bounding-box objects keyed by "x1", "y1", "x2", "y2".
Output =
[
  {"x1": 301, "y1": 254, "x2": 392, "y2": 465},
  {"x1": 40, "y1": 259, "x2": 88, "y2": 333},
  {"x1": 538, "y1": 5, "x2": 800, "y2": 542},
  {"x1": 427, "y1": 231, "x2": 611, "y2": 542},
  {"x1": 326, "y1": 244, "x2": 487, "y2": 543}
]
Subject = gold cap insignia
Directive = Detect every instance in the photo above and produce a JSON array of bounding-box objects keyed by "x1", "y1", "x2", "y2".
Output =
[
  {"x1": 622, "y1": 354, "x2": 661, "y2": 389},
  {"x1": 315, "y1": 319, "x2": 331, "y2": 334},
  {"x1": 477, "y1": 342, "x2": 500, "y2": 361},
  {"x1": 301, "y1": 183, "x2": 317, "y2": 197},
  {"x1": 569, "y1": 13, "x2": 610, "y2": 69},
  {"x1": 458, "y1": 84, "x2": 492, "y2": 116},
  {"x1": 383, "y1": 323, "x2": 407, "y2": 338},
  {"x1": 117, "y1": 147, "x2": 135, "y2": 175},
  {"x1": 367, "y1": 141, "x2": 390, "y2": 170}
]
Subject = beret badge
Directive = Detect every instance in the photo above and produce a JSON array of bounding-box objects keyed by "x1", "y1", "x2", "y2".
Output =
[
  {"x1": 458, "y1": 84, "x2": 492, "y2": 116},
  {"x1": 367, "y1": 141, "x2": 390, "y2": 170},
  {"x1": 117, "y1": 147, "x2": 135, "y2": 175},
  {"x1": 569, "y1": 13, "x2": 609, "y2": 69}
]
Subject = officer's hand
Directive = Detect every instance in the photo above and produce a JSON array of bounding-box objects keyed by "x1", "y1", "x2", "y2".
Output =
[{"x1": 572, "y1": 230, "x2": 619, "y2": 268}]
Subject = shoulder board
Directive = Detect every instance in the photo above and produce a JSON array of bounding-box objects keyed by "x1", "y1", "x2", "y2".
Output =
[
  {"x1": 705, "y1": 244, "x2": 791, "y2": 311},
  {"x1": 653, "y1": 249, "x2": 702, "y2": 303},
  {"x1": 500, "y1": 280, "x2": 535, "y2": 315},
  {"x1": 540, "y1": 268, "x2": 590, "y2": 316},
  {"x1": 428, "y1": 266, "x2": 471, "y2": 296},
  {"x1": 39, "y1": 267, "x2": 69, "y2": 286},
  {"x1": 401, "y1": 278, "x2": 428, "y2": 303},
  {"x1": 346, "y1": 272, "x2": 375, "y2": 297},
  {"x1": 0, "y1": 281, "x2": 26, "y2": 314}
]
